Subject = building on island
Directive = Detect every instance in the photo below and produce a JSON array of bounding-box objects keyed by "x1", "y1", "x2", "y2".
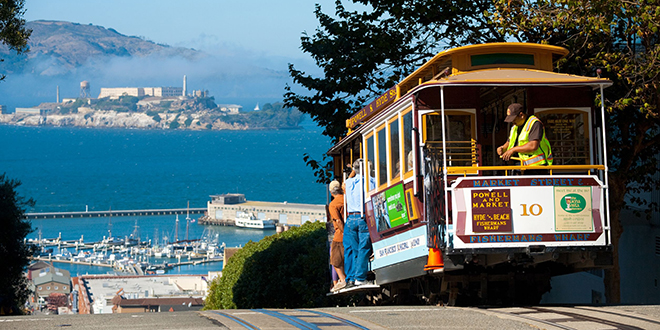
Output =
[
  {"x1": 206, "y1": 193, "x2": 327, "y2": 226},
  {"x1": 98, "y1": 87, "x2": 183, "y2": 99},
  {"x1": 15, "y1": 107, "x2": 49, "y2": 115},
  {"x1": 217, "y1": 104, "x2": 242, "y2": 114}
]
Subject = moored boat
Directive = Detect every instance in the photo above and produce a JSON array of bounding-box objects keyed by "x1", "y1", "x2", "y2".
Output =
[{"x1": 235, "y1": 212, "x2": 276, "y2": 229}]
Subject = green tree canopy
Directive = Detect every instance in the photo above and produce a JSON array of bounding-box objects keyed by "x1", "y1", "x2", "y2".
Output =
[
  {"x1": 286, "y1": 0, "x2": 660, "y2": 303},
  {"x1": 284, "y1": 0, "x2": 504, "y2": 182},
  {"x1": 0, "y1": 0, "x2": 31, "y2": 81},
  {"x1": 490, "y1": 0, "x2": 660, "y2": 305},
  {"x1": 0, "y1": 174, "x2": 34, "y2": 315},
  {"x1": 204, "y1": 221, "x2": 329, "y2": 309}
]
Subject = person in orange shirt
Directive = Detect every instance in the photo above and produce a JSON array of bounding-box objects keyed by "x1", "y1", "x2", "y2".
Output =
[{"x1": 328, "y1": 180, "x2": 347, "y2": 291}]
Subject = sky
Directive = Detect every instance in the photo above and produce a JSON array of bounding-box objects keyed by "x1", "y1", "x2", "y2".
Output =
[
  {"x1": 7, "y1": 0, "x2": 363, "y2": 109},
  {"x1": 23, "y1": 0, "x2": 341, "y2": 60}
]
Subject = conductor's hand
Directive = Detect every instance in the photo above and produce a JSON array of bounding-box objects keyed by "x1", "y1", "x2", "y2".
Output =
[
  {"x1": 501, "y1": 149, "x2": 515, "y2": 161},
  {"x1": 496, "y1": 146, "x2": 504, "y2": 156}
]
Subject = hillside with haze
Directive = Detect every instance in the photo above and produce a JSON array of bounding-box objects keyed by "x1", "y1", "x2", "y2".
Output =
[
  {"x1": 0, "y1": 20, "x2": 201, "y2": 76},
  {"x1": 0, "y1": 20, "x2": 293, "y2": 111}
]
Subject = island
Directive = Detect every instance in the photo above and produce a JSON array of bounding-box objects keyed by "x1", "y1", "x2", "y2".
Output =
[{"x1": 0, "y1": 95, "x2": 303, "y2": 131}]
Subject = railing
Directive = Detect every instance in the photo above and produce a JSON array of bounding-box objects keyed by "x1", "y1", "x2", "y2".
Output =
[
  {"x1": 446, "y1": 164, "x2": 605, "y2": 176},
  {"x1": 423, "y1": 146, "x2": 447, "y2": 250}
]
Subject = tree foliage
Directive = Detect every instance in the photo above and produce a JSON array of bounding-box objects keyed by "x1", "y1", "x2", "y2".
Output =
[
  {"x1": 287, "y1": 0, "x2": 660, "y2": 303},
  {"x1": 284, "y1": 0, "x2": 504, "y2": 182},
  {"x1": 204, "y1": 221, "x2": 330, "y2": 309},
  {"x1": 0, "y1": 174, "x2": 34, "y2": 315},
  {"x1": 490, "y1": 0, "x2": 660, "y2": 304},
  {"x1": 224, "y1": 102, "x2": 304, "y2": 129},
  {"x1": 0, "y1": 0, "x2": 31, "y2": 81}
]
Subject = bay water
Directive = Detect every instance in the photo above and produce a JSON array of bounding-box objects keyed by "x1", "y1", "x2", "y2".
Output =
[{"x1": 0, "y1": 120, "x2": 331, "y2": 276}]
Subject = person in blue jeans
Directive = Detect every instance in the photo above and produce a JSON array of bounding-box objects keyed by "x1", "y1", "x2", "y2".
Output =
[{"x1": 343, "y1": 159, "x2": 375, "y2": 287}]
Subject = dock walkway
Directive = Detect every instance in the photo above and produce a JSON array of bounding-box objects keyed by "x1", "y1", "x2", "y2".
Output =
[{"x1": 25, "y1": 208, "x2": 206, "y2": 220}]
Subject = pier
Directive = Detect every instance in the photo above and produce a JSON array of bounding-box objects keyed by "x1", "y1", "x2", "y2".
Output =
[{"x1": 25, "y1": 207, "x2": 206, "y2": 220}]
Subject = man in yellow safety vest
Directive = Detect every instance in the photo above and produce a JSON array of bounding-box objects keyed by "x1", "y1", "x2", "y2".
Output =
[{"x1": 497, "y1": 103, "x2": 553, "y2": 172}]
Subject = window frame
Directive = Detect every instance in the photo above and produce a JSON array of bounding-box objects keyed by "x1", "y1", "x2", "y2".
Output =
[
  {"x1": 375, "y1": 123, "x2": 388, "y2": 191},
  {"x1": 364, "y1": 131, "x2": 375, "y2": 193},
  {"x1": 401, "y1": 107, "x2": 414, "y2": 180},
  {"x1": 388, "y1": 115, "x2": 402, "y2": 184}
]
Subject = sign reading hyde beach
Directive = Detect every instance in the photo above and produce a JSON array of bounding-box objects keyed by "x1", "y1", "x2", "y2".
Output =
[{"x1": 471, "y1": 189, "x2": 512, "y2": 232}]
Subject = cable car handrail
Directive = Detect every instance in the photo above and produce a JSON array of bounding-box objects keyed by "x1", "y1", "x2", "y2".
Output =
[{"x1": 446, "y1": 164, "x2": 605, "y2": 176}]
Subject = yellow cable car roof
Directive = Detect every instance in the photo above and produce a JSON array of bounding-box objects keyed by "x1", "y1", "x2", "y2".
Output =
[{"x1": 430, "y1": 68, "x2": 612, "y2": 89}]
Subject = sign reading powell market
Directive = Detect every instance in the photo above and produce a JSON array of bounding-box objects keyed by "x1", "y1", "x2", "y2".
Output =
[{"x1": 471, "y1": 189, "x2": 512, "y2": 233}]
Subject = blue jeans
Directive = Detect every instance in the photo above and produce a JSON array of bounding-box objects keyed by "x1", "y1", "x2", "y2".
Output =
[{"x1": 343, "y1": 213, "x2": 371, "y2": 282}]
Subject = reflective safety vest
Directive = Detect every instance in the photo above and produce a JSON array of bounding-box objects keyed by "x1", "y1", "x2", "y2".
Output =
[{"x1": 506, "y1": 115, "x2": 553, "y2": 166}]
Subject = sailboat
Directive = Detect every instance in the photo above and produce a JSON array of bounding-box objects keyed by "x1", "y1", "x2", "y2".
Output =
[{"x1": 254, "y1": 103, "x2": 260, "y2": 111}]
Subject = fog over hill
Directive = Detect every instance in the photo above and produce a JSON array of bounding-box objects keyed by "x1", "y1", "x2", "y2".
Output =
[{"x1": 0, "y1": 20, "x2": 302, "y2": 111}]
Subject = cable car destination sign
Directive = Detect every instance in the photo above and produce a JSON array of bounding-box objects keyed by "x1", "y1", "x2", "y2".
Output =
[
  {"x1": 450, "y1": 176, "x2": 606, "y2": 248},
  {"x1": 347, "y1": 86, "x2": 397, "y2": 129}
]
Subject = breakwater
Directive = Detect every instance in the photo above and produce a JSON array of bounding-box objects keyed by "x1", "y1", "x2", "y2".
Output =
[{"x1": 25, "y1": 208, "x2": 206, "y2": 220}]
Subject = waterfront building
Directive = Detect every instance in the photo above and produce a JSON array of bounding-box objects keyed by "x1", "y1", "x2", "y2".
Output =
[
  {"x1": 206, "y1": 193, "x2": 327, "y2": 226},
  {"x1": 30, "y1": 263, "x2": 71, "y2": 300}
]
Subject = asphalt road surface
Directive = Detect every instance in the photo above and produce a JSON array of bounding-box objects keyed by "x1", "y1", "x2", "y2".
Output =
[{"x1": 1, "y1": 305, "x2": 659, "y2": 329}]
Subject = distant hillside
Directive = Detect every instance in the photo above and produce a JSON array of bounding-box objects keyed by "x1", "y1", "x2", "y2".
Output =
[{"x1": 0, "y1": 20, "x2": 201, "y2": 75}]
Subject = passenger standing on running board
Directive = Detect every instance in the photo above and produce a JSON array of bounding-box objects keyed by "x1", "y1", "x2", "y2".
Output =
[{"x1": 343, "y1": 159, "x2": 375, "y2": 288}]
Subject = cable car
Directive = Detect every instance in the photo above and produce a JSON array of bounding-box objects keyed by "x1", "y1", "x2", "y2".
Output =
[{"x1": 328, "y1": 43, "x2": 613, "y2": 305}]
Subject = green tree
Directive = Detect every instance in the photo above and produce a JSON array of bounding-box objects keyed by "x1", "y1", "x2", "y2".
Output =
[
  {"x1": 0, "y1": 174, "x2": 34, "y2": 315},
  {"x1": 287, "y1": 0, "x2": 660, "y2": 304},
  {"x1": 284, "y1": 0, "x2": 504, "y2": 182},
  {"x1": 0, "y1": 0, "x2": 31, "y2": 81},
  {"x1": 204, "y1": 221, "x2": 329, "y2": 309},
  {"x1": 490, "y1": 0, "x2": 660, "y2": 305}
]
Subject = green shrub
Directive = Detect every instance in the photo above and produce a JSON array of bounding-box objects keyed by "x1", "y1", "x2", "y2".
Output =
[
  {"x1": 204, "y1": 221, "x2": 330, "y2": 309},
  {"x1": 169, "y1": 120, "x2": 180, "y2": 129}
]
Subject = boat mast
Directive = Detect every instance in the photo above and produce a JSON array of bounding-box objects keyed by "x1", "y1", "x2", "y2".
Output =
[
  {"x1": 175, "y1": 215, "x2": 179, "y2": 242},
  {"x1": 185, "y1": 201, "x2": 190, "y2": 241},
  {"x1": 108, "y1": 206, "x2": 112, "y2": 238}
]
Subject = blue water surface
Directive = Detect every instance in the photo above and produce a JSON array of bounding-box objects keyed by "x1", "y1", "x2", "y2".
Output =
[
  {"x1": 1, "y1": 122, "x2": 330, "y2": 212},
  {"x1": 0, "y1": 120, "x2": 331, "y2": 275}
]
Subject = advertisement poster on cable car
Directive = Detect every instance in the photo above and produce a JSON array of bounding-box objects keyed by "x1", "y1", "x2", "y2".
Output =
[
  {"x1": 451, "y1": 176, "x2": 606, "y2": 249},
  {"x1": 372, "y1": 184, "x2": 409, "y2": 232}
]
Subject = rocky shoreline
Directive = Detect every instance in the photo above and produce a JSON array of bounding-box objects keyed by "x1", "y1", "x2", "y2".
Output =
[{"x1": 0, "y1": 110, "x2": 288, "y2": 131}]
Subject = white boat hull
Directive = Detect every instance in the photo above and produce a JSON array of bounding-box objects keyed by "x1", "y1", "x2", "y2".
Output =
[{"x1": 235, "y1": 219, "x2": 276, "y2": 229}]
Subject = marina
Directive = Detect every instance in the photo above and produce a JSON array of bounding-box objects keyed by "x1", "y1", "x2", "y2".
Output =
[
  {"x1": 28, "y1": 230, "x2": 225, "y2": 276},
  {"x1": 27, "y1": 213, "x2": 277, "y2": 277}
]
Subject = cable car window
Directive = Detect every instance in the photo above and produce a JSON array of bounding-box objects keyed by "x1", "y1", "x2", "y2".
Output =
[
  {"x1": 424, "y1": 112, "x2": 476, "y2": 168},
  {"x1": 365, "y1": 133, "x2": 375, "y2": 192},
  {"x1": 402, "y1": 109, "x2": 413, "y2": 175},
  {"x1": 376, "y1": 125, "x2": 387, "y2": 187},
  {"x1": 535, "y1": 109, "x2": 590, "y2": 165},
  {"x1": 425, "y1": 114, "x2": 471, "y2": 142},
  {"x1": 471, "y1": 53, "x2": 534, "y2": 66},
  {"x1": 389, "y1": 118, "x2": 400, "y2": 180}
]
